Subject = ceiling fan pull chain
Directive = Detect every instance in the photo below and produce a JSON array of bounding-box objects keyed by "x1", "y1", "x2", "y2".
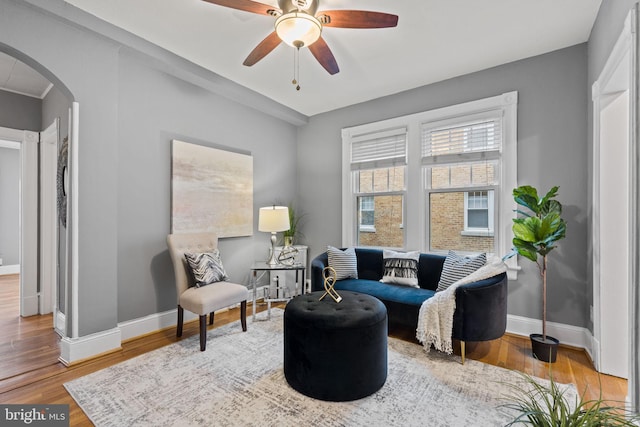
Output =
[
  {"x1": 292, "y1": 42, "x2": 302, "y2": 91},
  {"x1": 292, "y1": 46, "x2": 297, "y2": 86}
]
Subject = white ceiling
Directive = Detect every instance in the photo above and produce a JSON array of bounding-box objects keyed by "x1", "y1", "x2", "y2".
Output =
[
  {"x1": 52, "y1": 1, "x2": 602, "y2": 115},
  {"x1": 0, "y1": 51, "x2": 52, "y2": 99}
]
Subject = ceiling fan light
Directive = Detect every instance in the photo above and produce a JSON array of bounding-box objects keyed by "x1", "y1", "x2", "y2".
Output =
[{"x1": 275, "y1": 12, "x2": 322, "y2": 48}]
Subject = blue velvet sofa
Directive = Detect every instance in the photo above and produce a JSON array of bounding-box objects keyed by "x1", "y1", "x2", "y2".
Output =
[{"x1": 311, "y1": 248, "x2": 508, "y2": 361}]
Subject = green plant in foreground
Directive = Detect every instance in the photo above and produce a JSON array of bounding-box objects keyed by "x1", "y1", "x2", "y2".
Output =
[{"x1": 501, "y1": 371, "x2": 640, "y2": 426}]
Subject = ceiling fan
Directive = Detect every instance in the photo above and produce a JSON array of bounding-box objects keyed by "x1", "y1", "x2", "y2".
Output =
[{"x1": 202, "y1": 0, "x2": 398, "y2": 75}]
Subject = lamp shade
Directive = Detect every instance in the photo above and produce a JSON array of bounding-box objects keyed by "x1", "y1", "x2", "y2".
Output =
[
  {"x1": 258, "y1": 206, "x2": 290, "y2": 232},
  {"x1": 275, "y1": 12, "x2": 322, "y2": 48}
]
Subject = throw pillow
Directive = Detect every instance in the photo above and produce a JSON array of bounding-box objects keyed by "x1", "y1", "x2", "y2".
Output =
[
  {"x1": 327, "y1": 246, "x2": 358, "y2": 280},
  {"x1": 184, "y1": 250, "x2": 228, "y2": 288},
  {"x1": 380, "y1": 249, "x2": 420, "y2": 288},
  {"x1": 436, "y1": 250, "x2": 486, "y2": 292}
]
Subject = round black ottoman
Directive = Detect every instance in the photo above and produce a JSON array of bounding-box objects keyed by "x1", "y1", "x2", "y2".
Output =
[{"x1": 284, "y1": 291, "x2": 388, "y2": 401}]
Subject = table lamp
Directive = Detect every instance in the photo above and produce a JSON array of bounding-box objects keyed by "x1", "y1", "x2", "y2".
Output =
[{"x1": 258, "y1": 205, "x2": 290, "y2": 265}]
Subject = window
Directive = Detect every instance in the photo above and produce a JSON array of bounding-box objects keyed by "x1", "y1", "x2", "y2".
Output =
[
  {"x1": 342, "y1": 127, "x2": 407, "y2": 248},
  {"x1": 359, "y1": 196, "x2": 375, "y2": 231},
  {"x1": 465, "y1": 191, "x2": 493, "y2": 232},
  {"x1": 342, "y1": 92, "x2": 519, "y2": 278},
  {"x1": 422, "y1": 114, "x2": 502, "y2": 253}
]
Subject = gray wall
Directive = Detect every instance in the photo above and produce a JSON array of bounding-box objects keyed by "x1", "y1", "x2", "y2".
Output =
[
  {"x1": 0, "y1": 0, "x2": 300, "y2": 335},
  {"x1": 1, "y1": 0, "x2": 121, "y2": 336},
  {"x1": 0, "y1": 90, "x2": 41, "y2": 131},
  {"x1": 297, "y1": 44, "x2": 589, "y2": 328},
  {"x1": 116, "y1": 49, "x2": 298, "y2": 321},
  {"x1": 0, "y1": 146, "x2": 19, "y2": 265},
  {"x1": 586, "y1": 0, "x2": 638, "y2": 331}
]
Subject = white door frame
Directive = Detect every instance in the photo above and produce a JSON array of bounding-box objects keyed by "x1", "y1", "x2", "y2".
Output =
[
  {"x1": 0, "y1": 126, "x2": 39, "y2": 316},
  {"x1": 592, "y1": 5, "x2": 638, "y2": 403},
  {"x1": 40, "y1": 119, "x2": 59, "y2": 315}
]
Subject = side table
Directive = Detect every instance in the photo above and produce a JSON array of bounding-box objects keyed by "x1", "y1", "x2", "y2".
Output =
[{"x1": 250, "y1": 262, "x2": 306, "y2": 321}]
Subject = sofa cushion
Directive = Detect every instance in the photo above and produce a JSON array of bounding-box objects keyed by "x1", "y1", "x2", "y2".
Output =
[
  {"x1": 436, "y1": 250, "x2": 486, "y2": 292},
  {"x1": 184, "y1": 250, "x2": 228, "y2": 287},
  {"x1": 354, "y1": 248, "x2": 384, "y2": 280},
  {"x1": 417, "y1": 253, "x2": 446, "y2": 291},
  {"x1": 334, "y1": 279, "x2": 435, "y2": 307},
  {"x1": 327, "y1": 246, "x2": 358, "y2": 280},
  {"x1": 380, "y1": 250, "x2": 420, "y2": 288}
]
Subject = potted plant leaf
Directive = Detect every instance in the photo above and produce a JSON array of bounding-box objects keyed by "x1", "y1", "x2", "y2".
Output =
[
  {"x1": 502, "y1": 370, "x2": 640, "y2": 425},
  {"x1": 510, "y1": 185, "x2": 567, "y2": 362},
  {"x1": 282, "y1": 204, "x2": 305, "y2": 247}
]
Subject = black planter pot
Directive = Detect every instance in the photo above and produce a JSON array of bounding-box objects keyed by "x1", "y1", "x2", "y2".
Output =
[{"x1": 530, "y1": 334, "x2": 559, "y2": 363}]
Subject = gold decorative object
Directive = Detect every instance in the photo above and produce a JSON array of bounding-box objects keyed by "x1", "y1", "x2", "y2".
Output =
[{"x1": 319, "y1": 266, "x2": 342, "y2": 303}]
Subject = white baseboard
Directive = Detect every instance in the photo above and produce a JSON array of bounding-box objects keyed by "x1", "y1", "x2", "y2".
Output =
[
  {"x1": 61, "y1": 304, "x2": 248, "y2": 365},
  {"x1": 57, "y1": 311, "x2": 596, "y2": 367},
  {"x1": 118, "y1": 308, "x2": 198, "y2": 341},
  {"x1": 21, "y1": 294, "x2": 39, "y2": 316},
  {"x1": 55, "y1": 310, "x2": 66, "y2": 337},
  {"x1": 0, "y1": 264, "x2": 19, "y2": 275},
  {"x1": 507, "y1": 314, "x2": 594, "y2": 358},
  {"x1": 59, "y1": 327, "x2": 122, "y2": 365},
  {"x1": 591, "y1": 335, "x2": 601, "y2": 370}
]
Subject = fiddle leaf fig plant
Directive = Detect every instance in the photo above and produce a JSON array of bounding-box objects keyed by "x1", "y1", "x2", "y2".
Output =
[{"x1": 511, "y1": 185, "x2": 567, "y2": 340}]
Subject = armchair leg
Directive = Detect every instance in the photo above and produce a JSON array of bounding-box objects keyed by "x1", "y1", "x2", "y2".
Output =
[
  {"x1": 209, "y1": 311, "x2": 214, "y2": 325},
  {"x1": 461, "y1": 341, "x2": 466, "y2": 365},
  {"x1": 240, "y1": 300, "x2": 247, "y2": 332},
  {"x1": 199, "y1": 315, "x2": 207, "y2": 351},
  {"x1": 177, "y1": 305, "x2": 184, "y2": 338}
]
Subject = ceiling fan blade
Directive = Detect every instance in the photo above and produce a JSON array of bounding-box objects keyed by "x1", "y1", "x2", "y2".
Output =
[
  {"x1": 201, "y1": 0, "x2": 279, "y2": 16},
  {"x1": 319, "y1": 10, "x2": 398, "y2": 29},
  {"x1": 308, "y1": 37, "x2": 339, "y2": 75},
  {"x1": 243, "y1": 32, "x2": 282, "y2": 66}
]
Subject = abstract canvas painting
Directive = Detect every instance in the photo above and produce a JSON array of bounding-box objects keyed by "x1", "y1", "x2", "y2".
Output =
[{"x1": 171, "y1": 140, "x2": 253, "y2": 237}]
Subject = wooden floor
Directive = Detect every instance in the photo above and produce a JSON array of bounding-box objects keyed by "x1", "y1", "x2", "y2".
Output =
[
  {"x1": 0, "y1": 274, "x2": 61, "y2": 381},
  {"x1": 0, "y1": 276, "x2": 628, "y2": 426}
]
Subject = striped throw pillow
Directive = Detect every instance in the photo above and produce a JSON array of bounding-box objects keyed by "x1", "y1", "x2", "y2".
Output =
[
  {"x1": 380, "y1": 250, "x2": 420, "y2": 288},
  {"x1": 184, "y1": 250, "x2": 228, "y2": 287},
  {"x1": 327, "y1": 246, "x2": 358, "y2": 280},
  {"x1": 436, "y1": 250, "x2": 486, "y2": 292}
]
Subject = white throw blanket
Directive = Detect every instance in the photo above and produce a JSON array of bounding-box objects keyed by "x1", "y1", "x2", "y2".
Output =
[{"x1": 416, "y1": 257, "x2": 507, "y2": 354}]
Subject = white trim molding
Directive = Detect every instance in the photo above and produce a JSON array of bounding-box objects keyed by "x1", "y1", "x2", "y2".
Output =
[
  {"x1": 59, "y1": 327, "x2": 122, "y2": 366},
  {"x1": 0, "y1": 265, "x2": 20, "y2": 275},
  {"x1": 592, "y1": 6, "x2": 637, "y2": 393},
  {"x1": 20, "y1": 130, "x2": 39, "y2": 317},
  {"x1": 70, "y1": 102, "x2": 79, "y2": 338},
  {"x1": 0, "y1": 140, "x2": 20, "y2": 149},
  {"x1": 118, "y1": 308, "x2": 198, "y2": 341},
  {"x1": 118, "y1": 305, "x2": 251, "y2": 342},
  {"x1": 55, "y1": 311, "x2": 66, "y2": 337},
  {"x1": 507, "y1": 314, "x2": 595, "y2": 362},
  {"x1": 39, "y1": 119, "x2": 59, "y2": 315}
]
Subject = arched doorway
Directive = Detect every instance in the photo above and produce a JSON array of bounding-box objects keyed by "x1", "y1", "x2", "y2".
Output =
[{"x1": 0, "y1": 47, "x2": 76, "y2": 378}]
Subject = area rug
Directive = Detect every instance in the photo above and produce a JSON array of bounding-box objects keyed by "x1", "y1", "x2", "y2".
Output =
[{"x1": 65, "y1": 309, "x2": 573, "y2": 426}]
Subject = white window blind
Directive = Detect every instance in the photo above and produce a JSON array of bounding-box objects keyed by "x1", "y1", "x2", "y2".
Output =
[
  {"x1": 350, "y1": 127, "x2": 407, "y2": 170},
  {"x1": 421, "y1": 112, "x2": 502, "y2": 165}
]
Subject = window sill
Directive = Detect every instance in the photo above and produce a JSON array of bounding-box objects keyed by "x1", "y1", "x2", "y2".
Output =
[
  {"x1": 359, "y1": 226, "x2": 376, "y2": 233},
  {"x1": 460, "y1": 230, "x2": 494, "y2": 237}
]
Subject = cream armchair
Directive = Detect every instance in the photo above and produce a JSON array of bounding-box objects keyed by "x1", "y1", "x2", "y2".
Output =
[{"x1": 167, "y1": 233, "x2": 249, "y2": 351}]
